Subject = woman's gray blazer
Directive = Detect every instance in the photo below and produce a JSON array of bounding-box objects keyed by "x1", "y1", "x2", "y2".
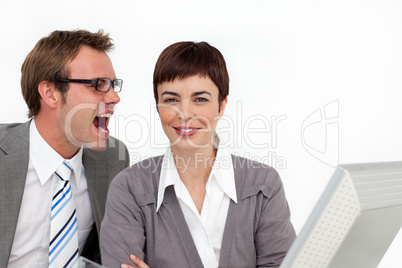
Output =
[{"x1": 100, "y1": 155, "x2": 296, "y2": 268}]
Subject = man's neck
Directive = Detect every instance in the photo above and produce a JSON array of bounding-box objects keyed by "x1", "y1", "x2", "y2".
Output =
[{"x1": 34, "y1": 114, "x2": 80, "y2": 159}]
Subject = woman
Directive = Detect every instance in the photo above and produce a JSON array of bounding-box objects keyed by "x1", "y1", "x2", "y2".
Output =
[{"x1": 100, "y1": 41, "x2": 296, "y2": 268}]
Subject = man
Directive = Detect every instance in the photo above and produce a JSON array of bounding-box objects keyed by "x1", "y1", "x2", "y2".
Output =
[{"x1": 0, "y1": 29, "x2": 129, "y2": 267}]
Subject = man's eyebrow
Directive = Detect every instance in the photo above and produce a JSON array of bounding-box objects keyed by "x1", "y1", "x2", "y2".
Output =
[
  {"x1": 191, "y1": 91, "x2": 212, "y2": 97},
  {"x1": 161, "y1": 91, "x2": 180, "y2": 97}
]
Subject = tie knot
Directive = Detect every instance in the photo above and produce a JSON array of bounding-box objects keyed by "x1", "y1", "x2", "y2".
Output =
[{"x1": 55, "y1": 161, "x2": 73, "y2": 182}]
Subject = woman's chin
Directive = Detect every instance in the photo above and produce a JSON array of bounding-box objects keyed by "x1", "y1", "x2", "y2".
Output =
[{"x1": 170, "y1": 138, "x2": 211, "y2": 152}]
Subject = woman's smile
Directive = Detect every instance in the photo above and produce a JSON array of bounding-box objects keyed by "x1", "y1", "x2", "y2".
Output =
[{"x1": 173, "y1": 126, "x2": 200, "y2": 136}]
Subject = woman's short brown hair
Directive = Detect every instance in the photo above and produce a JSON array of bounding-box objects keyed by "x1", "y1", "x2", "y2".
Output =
[
  {"x1": 153, "y1": 41, "x2": 229, "y2": 104},
  {"x1": 21, "y1": 29, "x2": 114, "y2": 117}
]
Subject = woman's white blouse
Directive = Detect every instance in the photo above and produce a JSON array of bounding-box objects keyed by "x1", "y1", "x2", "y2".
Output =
[{"x1": 156, "y1": 147, "x2": 237, "y2": 268}]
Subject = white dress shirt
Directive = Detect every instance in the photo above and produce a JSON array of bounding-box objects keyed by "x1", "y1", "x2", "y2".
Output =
[
  {"x1": 156, "y1": 146, "x2": 237, "y2": 268},
  {"x1": 8, "y1": 119, "x2": 94, "y2": 267}
]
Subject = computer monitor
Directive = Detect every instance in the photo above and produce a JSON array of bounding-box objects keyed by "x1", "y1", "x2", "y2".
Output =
[
  {"x1": 280, "y1": 161, "x2": 402, "y2": 268},
  {"x1": 76, "y1": 256, "x2": 106, "y2": 268}
]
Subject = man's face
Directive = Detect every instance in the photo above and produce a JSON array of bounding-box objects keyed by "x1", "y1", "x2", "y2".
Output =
[{"x1": 58, "y1": 45, "x2": 120, "y2": 151}]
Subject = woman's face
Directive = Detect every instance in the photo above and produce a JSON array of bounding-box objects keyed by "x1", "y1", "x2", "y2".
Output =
[{"x1": 157, "y1": 75, "x2": 227, "y2": 152}]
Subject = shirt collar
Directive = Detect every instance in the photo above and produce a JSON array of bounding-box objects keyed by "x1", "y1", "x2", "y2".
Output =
[
  {"x1": 67, "y1": 147, "x2": 83, "y2": 186},
  {"x1": 156, "y1": 139, "x2": 237, "y2": 212},
  {"x1": 210, "y1": 146, "x2": 237, "y2": 203},
  {"x1": 29, "y1": 118, "x2": 83, "y2": 186},
  {"x1": 156, "y1": 148, "x2": 179, "y2": 212}
]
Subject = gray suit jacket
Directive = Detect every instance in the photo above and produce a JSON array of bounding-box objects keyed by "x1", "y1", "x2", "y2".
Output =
[
  {"x1": 101, "y1": 155, "x2": 296, "y2": 268},
  {"x1": 0, "y1": 121, "x2": 130, "y2": 267}
]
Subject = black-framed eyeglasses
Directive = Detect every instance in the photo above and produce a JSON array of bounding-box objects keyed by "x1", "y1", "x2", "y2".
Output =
[{"x1": 57, "y1": 78, "x2": 123, "y2": 93}]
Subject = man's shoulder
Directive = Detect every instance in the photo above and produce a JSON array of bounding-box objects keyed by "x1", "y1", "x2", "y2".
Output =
[
  {"x1": 0, "y1": 122, "x2": 23, "y2": 130},
  {"x1": 0, "y1": 122, "x2": 26, "y2": 137},
  {"x1": 0, "y1": 122, "x2": 30, "y2": 150}
]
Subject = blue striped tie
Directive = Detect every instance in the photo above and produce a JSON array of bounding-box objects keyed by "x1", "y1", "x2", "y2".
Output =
[{"x1": 49, "y1": 161, "x2": 79, "y2": 267}]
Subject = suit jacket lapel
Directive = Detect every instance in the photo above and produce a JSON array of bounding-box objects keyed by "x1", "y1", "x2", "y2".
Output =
[{"x1": 0, "y1": 121, "x2": 30, "y2": 267}]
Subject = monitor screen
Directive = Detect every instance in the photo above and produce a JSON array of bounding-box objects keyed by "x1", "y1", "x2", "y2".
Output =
[{"x1": 280, "y1": 161, "x2": 402, "y2": 268}]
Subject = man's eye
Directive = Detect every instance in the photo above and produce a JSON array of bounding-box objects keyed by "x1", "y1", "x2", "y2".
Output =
[
  {"x1": 97, "y1": 79, "x2": 109, "y2": 90},
  {"x1": 98, "y1": 80, "x2": 107, "y2": 87}
]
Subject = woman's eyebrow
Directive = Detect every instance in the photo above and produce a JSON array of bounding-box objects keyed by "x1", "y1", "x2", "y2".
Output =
[
  {"x1": 161, "y1": 91, "x2": 180, "y2": 97},
  {"x1": 191, "y1": 91, "x2": 212, "y2": 97}
]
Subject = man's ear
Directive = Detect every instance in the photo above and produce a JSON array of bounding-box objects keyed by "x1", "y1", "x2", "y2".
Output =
[{"x1": 38, "y1": 81, "x2": 61, "y2": 109}]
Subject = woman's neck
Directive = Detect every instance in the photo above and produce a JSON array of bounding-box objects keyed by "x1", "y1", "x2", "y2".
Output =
[
  {"x1": 171, "y1": 145, "x2": 217, "y2": 186},
  {"x1": 171, "y1": 145, "x2": 217, "y2": 214}
]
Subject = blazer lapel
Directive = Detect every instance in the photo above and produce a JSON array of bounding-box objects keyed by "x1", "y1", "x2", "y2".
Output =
[
  {"x1": 163, "y1": 186, "x2": 205, "y2": 268},
  {"x1": 0, "y1": 122, "x2": 30, "y2": 266},
  {"x1": 219, "y1": 155, "x2": 243, "y2": 268},
  {"x1": 160, "y1": 155, "x2": 245, "y2": 268}
]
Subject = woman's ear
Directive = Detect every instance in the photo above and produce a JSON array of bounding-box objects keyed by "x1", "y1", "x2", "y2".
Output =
[
  {"x1": 38, "y1": 81, "x2": 61, "y2": 109},
  {"x1": 219, "y1": 97, "x2": 228, "y2": 115}
]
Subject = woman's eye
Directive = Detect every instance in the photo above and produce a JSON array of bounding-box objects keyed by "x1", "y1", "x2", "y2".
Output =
[
  {"x1": 163, "y1": 98, "x2": 177, "y2": 103},
  {"x1": 195, "y1": 97, "x2": 208, "y2": 103}
]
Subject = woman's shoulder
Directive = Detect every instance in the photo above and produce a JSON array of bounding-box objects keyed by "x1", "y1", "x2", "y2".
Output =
[
  {"x1": 110, "y1": 155, "x2": 164, "y2": 193},
  {"x1": 128, "y1": 155, "x2": 165, "y2": 173},
  {"x1": 231, "y1": 154, "x2": 279, "y2": 176},
  {"x1": 231, "y1": 154, "x2": 283, "y2": 196}
]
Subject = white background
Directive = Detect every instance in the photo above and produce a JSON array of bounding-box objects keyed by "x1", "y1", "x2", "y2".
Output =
[{"x1": 1, "y1": 0, "x2": 401, "y2": 266}]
